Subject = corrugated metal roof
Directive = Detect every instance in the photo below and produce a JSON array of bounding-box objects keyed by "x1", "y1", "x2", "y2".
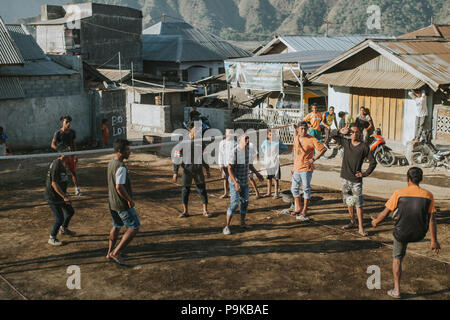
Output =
[
  {"x1": 0, "y1": 17, "x2": 24, "y2": 65},
  {"x1": 255, "y1": 35, "x2": 394, "y2": 56},
  {"x1": 314, "y1": 69, "x2": 424, "y2": 89},
  {"x1": 0, "y1": 59, "x2": 79, "y2": 76},
  {"x1": 142, "y1": 21, "x2": 251, "y2": 62},
  {"x1": 227, "y1": 50, "x2": 342, "y2": 73},
  {"x1": 398, "y1": 24, "x2": 450, "y2": 39},
  {"x1": 309, "y1": 39, "x2": 450, "y2": 91},
  {"x1": 281, "y1": 36, "x2": 375, "y2": 52},
  {"x1": 0, "y1": 77, "x2": 25, "y2": 99},
  {"x1": 6, "y1": 24, "x2": 46, "y2": 61},
  {"x1": 97, "y1": 68, "x2": 131, "y2": 82}
]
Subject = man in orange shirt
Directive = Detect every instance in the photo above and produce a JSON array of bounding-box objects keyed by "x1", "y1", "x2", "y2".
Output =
[
  {"x1": 371, "y1": 167, "x2": 440, "y2": 299},
  {"x1": 290, "y1": 121, "x2": 326, "y2": 221},
  {"x1": 303, "y1": 103, "x2": 323, "y2": 142}
]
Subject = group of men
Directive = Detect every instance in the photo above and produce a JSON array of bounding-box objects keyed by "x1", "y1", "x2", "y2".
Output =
[{"x1": 43, "y1": 109, "x2": 440, "y2": 298}]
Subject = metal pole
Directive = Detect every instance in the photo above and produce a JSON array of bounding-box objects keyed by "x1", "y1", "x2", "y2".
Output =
[
  {"x1": 299, "y1": 63, "x2": 304, "y2": 115},
  {"x1": 131, "y1": 61, "x2": 135, "y2": 103},
  {"x1": 118, "y1": 51, "x2": 122, "y2": 85},
  {"x1": 162, "y1": 76, "x2": 165, "y2": 105},
  {"x1": 227, "y1": 83, "x2": 231, "y2": 109}
]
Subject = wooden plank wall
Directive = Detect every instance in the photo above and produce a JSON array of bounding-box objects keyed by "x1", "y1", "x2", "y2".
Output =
[{"x1": 349, "y1": 88, "x2": 404, "y2": 141}]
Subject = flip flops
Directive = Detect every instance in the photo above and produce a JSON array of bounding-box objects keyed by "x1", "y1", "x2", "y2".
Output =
[
  {"x1": 108, "y1": 255, "x2": 126, "y2": 266},
  {"x1": 387, "y1": 289, "x2": 401, "y2": 299},
  {"x1": 179, "y1": 212, "x2": 189, "y2": 218}
]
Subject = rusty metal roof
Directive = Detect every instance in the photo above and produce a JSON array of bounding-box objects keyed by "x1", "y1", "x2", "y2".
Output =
[
  {"x1": 398, "y1": 24, "x2": 450, "y2": 39},
  {"x1": 0, "y1": 17, "x2": 24, "y2": 66},
  {"x1": 309, "y1": 39, "x2": 450, "y2": 91}
]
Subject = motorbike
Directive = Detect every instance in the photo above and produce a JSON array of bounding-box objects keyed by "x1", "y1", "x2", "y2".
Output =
[
  {"x1": 412, "y1": 130, "x2": 450, "y2": 170},
  {"x1": 368, "y1": 128, "x2": 396, "y2": 167}
]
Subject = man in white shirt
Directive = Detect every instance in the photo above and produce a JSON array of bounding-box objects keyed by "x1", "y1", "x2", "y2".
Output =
[
  {"x1": 408, "y1": 89, "x2": 428, "y2": 141},
  {"x1": 218, "y1": 129, "x2": 236, "y2": 198}
]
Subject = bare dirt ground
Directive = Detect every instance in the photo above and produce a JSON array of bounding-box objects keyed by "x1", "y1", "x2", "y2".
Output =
[{"x1": 0, "y1": 151, "x2": 449, "y2": 300}]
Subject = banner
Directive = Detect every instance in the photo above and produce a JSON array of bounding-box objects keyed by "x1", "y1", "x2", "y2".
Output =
[{"x1": 225, "y1": 62, "x2": 282, "y2": 91}]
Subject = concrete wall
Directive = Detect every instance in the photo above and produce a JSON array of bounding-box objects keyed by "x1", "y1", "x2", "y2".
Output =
[
  {"x1": 328, "y1": 85, "x2": 350, "y2": 115},
  {"x1": 0, "y1": 94, "x2": 91, "y2": 150},
  {"x1": 184, "y1": 107, "x2": 232, "y2": 133},
  {"x1": 94, "y1": 89, "x2": 127, "y2": 144},
  {"x1": 20, "y1": 74, "x2": 82, "y2": 98},
  {"x1": 129, "y1": 103, "x2": 172, "y2": 134}
]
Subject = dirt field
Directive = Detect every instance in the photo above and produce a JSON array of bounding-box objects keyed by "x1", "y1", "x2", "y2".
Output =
[{"x1": 0, "y1": 151, "x2": 449, "y2": 300}]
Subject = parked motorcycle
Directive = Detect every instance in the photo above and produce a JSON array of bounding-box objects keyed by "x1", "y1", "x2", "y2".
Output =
[
  {"x1": 368, "y1": 128, "x2": 396, "y2": 167},
  {"x1": 411, "y1": 130, "x2": 450, "y2": 169}
]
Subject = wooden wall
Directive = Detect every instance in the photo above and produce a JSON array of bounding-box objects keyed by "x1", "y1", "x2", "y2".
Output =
[{"x1": 350, "y1": 88, "x2": 405, "y2": 141}]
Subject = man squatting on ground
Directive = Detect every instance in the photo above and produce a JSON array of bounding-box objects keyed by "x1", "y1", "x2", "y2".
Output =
[
  {"x1": 371, "y1": 167, "x2": 440, "y2": 299},
  {"x1": 332, "y1": 124, "x2": 377, "y2": 237},
  {"x1": 106, "y1": 139, "x2": 141, "y2": 265},
  {"x1": 218, "y1": 128, "x2": 236, "y2": 199},
  {"x1": 223, "y1": 134, "x2": 264, "y2": 235},
  {"x1": 291, "y1": 121, "x2": 327, "y2": 221},
  {"x1": 45, "y1": 145, "x2": 77, "y2": 246},
  {"x1": 173, "y1": 121, "x2": 211, "y2": 218},
  {"x1": 260, "y1": 128, "x2": 288, "y2": 199},
  {"x1": 51, "y1": 115, "x2": 82, "y2": 196}
]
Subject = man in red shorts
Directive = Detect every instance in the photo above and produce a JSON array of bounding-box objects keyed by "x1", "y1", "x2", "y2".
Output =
[{"x1": 51, "y1": 115, "x2": 83, "y2": 196}]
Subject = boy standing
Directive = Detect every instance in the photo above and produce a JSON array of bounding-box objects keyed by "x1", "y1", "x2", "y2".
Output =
[
  {"x1": 303, "y1": 103, "x2": 323, "y2": 142},
  {"x1": 51, "y1": 115, "x2": 82, "y2": 196},
  {"x1": 291, "y1": 121, "x2": 326, "y2": 220},
  {"x1": 223, "y1": 134, "x2": 263, "y2": 235},
  {"x1": 321, "y1": 106, "x2": 338, "y2": 148},
  {"x1": 332, "y1": 124, "x2": 377, "y2": 236},
  {"x1": 218, "y1": 129, "x2": 236, "y2": 198},
  {"x1": 173, "y1": 121, "x2": 211, "y2": 218},
  {"x1": 261, "y1": 128, "x2": 288, "y2": 199},
  {"x1": 106, "y1": 139, "x2": 141, "y2": 265},
  {"x1": 45, "y1": 145, "x2": 77, "y2": 246}
]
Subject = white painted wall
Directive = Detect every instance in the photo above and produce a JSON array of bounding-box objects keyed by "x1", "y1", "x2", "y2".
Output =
[
  {"x1": 328, "y1": 85, "x2": 350, "y2": 114},
  {"x1": 130, "y1": 103, "x2": 171, "y2": 133},
  {"x1": 402, "y1": 90, "x2": 433, "y2": 145}
]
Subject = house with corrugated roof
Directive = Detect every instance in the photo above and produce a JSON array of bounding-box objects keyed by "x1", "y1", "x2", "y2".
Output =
[
  {"x1": 309, "y1": 38, "x2": 450, "y2": 146},
  {"x1": 141, "y1": 19, "x2": 251, "y2": 83},
  {"x1": 397, "y1": 24, "x2": 450, "y2": 40},
  {"x1": 0, "y1": 17, "x2": 91, "y2": 150},
  {"x1": 240, "y1": 35, "x2": 395, "y2": 112}
]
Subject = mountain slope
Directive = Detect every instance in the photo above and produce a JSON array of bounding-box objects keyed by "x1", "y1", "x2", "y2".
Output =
[{"x1": 4, "y1": 0, "x2": 449, "y2": 41}]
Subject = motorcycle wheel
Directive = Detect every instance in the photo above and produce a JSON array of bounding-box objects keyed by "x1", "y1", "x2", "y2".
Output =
[
  {"x1": 412, "y1": 152, "x2": 433, "y2": 168},
  {"x1": 375, "y1": 147, "x2": 396, "y2": 167}
]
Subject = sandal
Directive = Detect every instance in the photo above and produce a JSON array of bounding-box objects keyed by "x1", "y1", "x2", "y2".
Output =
[
  {"x1": 179, "y1": 212, "x2": 189, "y2": 218},
  {"x1": 342, "y1": 223, "x2": 357, "y2": 230},
  {"x1": 273, "y1": 194, "x2": 281, "y2": 199},
  {"x1": 387, "y1": 289, "x2": 401, "y2": 299}
]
